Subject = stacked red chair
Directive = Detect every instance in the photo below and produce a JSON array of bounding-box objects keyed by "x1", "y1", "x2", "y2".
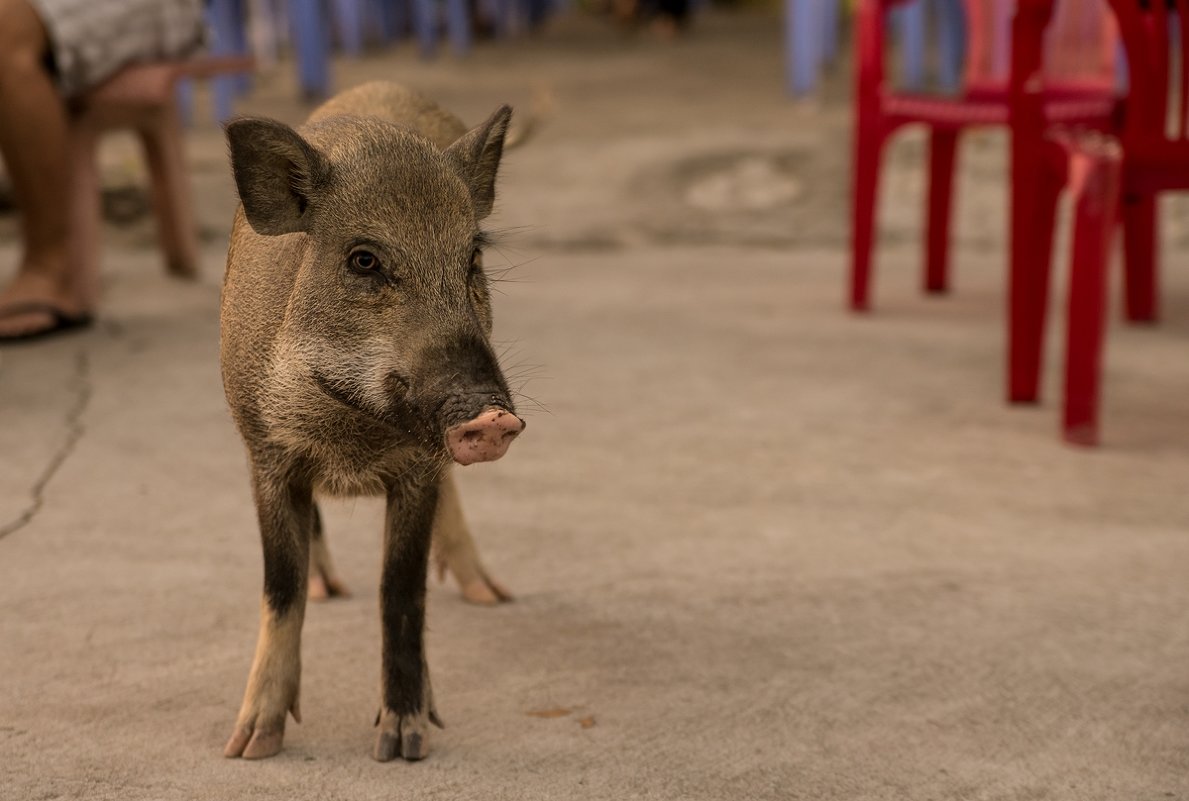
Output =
[
  {"x1": 849, "y1": 0, "x2": 1119, "y2": 403},
  {"x1": 1057, "y1": 0, "x2": 1189, "y2": 444}
]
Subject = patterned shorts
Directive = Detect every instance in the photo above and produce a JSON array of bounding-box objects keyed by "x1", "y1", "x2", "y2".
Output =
[{"x1": 30, "y1": 0, "x2": 207, "y2": 97}]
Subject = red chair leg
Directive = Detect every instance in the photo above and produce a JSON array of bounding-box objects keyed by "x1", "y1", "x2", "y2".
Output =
[
  {"x1": 1008, "y1": 169, "x2": 1062, "y2": 403},
  {"x1": 850, "y1": 121, "x2": 887, "y2": 312},
  {"x1": 1063, "y1": 149, "x2": 1122, "y2": 446},
  {"x1": 1121, "y1": 193, "x2": 1158, "y2": 323},
  {"x1": 925, "y1": 128, "x2": 960, "y2": 294},
  {"x1": 137, "y1": 107, "x2": 199, "y2": 279}
]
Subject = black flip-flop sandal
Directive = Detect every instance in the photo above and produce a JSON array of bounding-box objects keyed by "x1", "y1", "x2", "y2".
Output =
[{"x1": 0, "y1": 301, "x2": 94, "y2": 345}]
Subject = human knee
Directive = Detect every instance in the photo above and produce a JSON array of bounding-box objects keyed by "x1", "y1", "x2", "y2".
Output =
[{"x1": 0, "y1": 0, "x2": 50, "y2": 76}]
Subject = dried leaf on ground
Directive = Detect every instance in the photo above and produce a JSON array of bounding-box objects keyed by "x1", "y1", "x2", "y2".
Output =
[{"x1": 526, "y1": 708, "x2": 571, "y2": 719}]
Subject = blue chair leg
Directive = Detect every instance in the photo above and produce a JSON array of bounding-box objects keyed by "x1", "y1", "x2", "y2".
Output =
[
  {"x1": 370, "y1": 0, "x2": 397, "y2": 41},
  {"x1": 489, "y1": 0, "x2": 516, "y2": 37},
  {"x1": 208, "y1": 0, "x2": 249, "y2": 123},
  {"x1": 893, "y1": 0, "x2": 926, "y2": 91},
  {"x1": 933, "y1": 0, "x2": 965, "y2": 94},
  {"x1": 175, "y1": 80, "x2": 195, "y2": 128},
  {"x1": 523, "y1": 0, "x2": 550, "y2": 29},
  {"x1": 822, "y1": 0, "x2": 840, "y2": 63},
  {"x1": 786, "y1": 0, "x2": 819, "y2": 97},
  {"x1": 290, "y1": 0, "x2": 331, "y2": 99},
  {"x1": 412, "y1": 0, "x2": 438, "y2": 57},
  {"x1": 446, "y1": 0, "x2": 471, "y2": 54},
  {"x1": 331, "y1": 0, "x2": 365, "y2": 56}
]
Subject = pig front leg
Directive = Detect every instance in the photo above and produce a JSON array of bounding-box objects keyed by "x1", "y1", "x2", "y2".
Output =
[
  {"x1": 224, "y1": 473, "x2": 313, "y2": 760},
  {"x1": 432, "y1": 469, "x2": 513, "y2": 606},
  {"x1": 374, "y1": 479, "x2": 443, "y2": 762}
]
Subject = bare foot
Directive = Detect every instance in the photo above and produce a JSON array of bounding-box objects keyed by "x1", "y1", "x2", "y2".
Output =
[{"x1": 0, "y1": 268, "x2": 88, "y2": 339}]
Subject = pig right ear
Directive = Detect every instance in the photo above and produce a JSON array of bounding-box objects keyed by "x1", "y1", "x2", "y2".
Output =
[{"x1": 225, "y1": 118, "x2": 328, "y2": 236}]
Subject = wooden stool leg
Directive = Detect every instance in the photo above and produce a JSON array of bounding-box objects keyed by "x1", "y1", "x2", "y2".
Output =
[
  {"x1": 68, "y1": 124, "x2": 103, "y2": 309},
  {"x1": 137, "y1": 109, "x2": 199, "y2": 279}
]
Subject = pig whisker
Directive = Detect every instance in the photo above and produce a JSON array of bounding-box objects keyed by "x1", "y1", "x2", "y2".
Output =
[
  {"x1": 510, "y1": 389, "x2": 551, "y2": 416},
  {"x1": 505, "y1": 371, "x2": 549, "y2": 392},
  {"x1": 482, "y1": 224, "x2": 537, "y2": 241},
  {"x1": 484, "y1": 267, "x2": 530, "y2": 286},
  {"x1": 486, "y1": 253, "x2": 541, "y2": 276}
]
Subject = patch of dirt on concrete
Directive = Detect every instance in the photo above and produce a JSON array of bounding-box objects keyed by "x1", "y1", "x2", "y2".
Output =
[{"x1": 628, "y1": 146, "x2": 852, "y2": 249}]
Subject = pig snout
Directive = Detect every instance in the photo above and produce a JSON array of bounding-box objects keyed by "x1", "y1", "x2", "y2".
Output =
[{"x1": 445, "y1": 408, "x2": 525, "y2": 465}]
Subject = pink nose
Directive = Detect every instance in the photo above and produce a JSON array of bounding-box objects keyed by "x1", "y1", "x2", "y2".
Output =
[{"x1": 445, "y1": 408, "x2": 525, "y2": 465}]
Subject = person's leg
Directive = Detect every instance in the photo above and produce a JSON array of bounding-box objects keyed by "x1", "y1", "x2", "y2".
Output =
[{"x1": 0, "y1": 0, "x2": 86, "y2": 337}]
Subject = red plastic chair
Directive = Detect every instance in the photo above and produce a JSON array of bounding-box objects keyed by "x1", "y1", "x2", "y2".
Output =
[
  {"x1": 850, "y1": 0, "x2": 1119, "y2": 398},
  {"x1": 1004, "y1": 0, "x2": 1129, "y2": 407},
  {"x1": 1059, "y1": 0, "x2": 1189, "y2": 444}
]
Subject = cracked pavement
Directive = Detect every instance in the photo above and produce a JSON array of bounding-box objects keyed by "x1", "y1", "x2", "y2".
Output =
[
  {"x1": 0, "y1": 350, "x2": 90, "y2": 541},
  {"x1": 2, "y1": 8, "x2": 1189, "y2": 801}
]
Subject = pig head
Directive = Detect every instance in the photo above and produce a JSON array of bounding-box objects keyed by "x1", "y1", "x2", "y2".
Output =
[{"x1": 223, "y1": 107, "x2": 523, "y2": 470}]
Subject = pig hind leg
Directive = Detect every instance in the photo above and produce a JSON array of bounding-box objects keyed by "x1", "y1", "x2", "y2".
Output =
[
  {"x1": 307, "y1": 503, "x2": 350, "y2": 600},
  {"x1": 431, "y1": 469, "x2": 512, "y2": 605}
]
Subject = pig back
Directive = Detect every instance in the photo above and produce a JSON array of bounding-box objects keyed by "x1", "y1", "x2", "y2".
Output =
[{"x1": 306, "y1": 81, "x2": 467, "y2": 151}]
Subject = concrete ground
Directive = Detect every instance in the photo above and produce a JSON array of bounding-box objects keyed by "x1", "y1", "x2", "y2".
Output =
[{"x1": 2, "y1": 8, "x2": 1188, "y2": 800}]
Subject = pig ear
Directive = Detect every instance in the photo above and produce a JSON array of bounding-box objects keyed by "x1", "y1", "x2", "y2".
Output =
[
  {"x1": 225, "y1": 117, "x2": 328, "y2": 236},
  {"x1": 445, "y1": 105, "x2": 512, "y2": 220}
]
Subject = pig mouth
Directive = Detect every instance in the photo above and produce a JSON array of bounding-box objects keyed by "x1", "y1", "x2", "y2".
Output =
[
  {"x1": 311, "y1": 371, "x2": 422, "y2": 435},
  {"x1": 310, "y1": 372, "x2": 524, "y2": 465}
]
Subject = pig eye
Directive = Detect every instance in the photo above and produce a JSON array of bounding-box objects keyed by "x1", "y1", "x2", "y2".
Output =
[
  {"x1": 349, "y1": 250, "x2": 382, "y2": 274},
  {"x1": 469, "y1": 249, "x2": 483, "y2": 275}
]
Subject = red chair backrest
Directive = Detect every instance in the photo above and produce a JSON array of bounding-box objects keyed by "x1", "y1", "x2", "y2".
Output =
[
  {"x1": 966, "y1": 0, "x2": 1118, "y2": 93},
  {"x1": 1110, "y1": 0, "x2": 1189, "y2": 143}
]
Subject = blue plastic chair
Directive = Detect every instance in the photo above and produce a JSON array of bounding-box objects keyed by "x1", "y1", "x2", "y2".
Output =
[
  {"x1": 289, "y1": 0, "x2": 332, "y2": 98},
  {"x1": 785, "y1": 0, "x2": 832, "y2": 96},
  {"x1": 177, "y1": 0, "x2": 251, "y2": 124},
  {"x1": 786, "y1": 0, "x2": 965, "y2": 98},
  {"x1": 332, "y1": 0, "x2": 366, "y2": 55},
  {"x1": 210, "y1": 0, "x2": 251, "y2": 119},
  {"x1": 894, "y1": 0, "x2": 964, "y2": 92},
  {"x1": 890, "y1": 0, "x2": 965, "y2": 92},
  {"x1": 411, "y1": 0, "x2": 472, "y2": 56}
]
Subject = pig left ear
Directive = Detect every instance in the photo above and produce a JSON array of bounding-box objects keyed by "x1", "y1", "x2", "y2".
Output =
[{"x1": 446, "y1": 105, "x2": 512, "y2": 220}]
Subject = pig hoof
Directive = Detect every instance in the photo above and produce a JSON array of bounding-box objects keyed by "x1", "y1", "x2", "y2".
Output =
[
  {"x1": 373, "y1": 730, "x2": 425, "y2": 762},
  {"x1": 461, "y1": 574, "x2": 514, "y2": 606},
  {"x1": 435, "y1": 549, "x2": 514, "y2": 606},
  {"x1": 224, "y1": 697, "x2": 298, "y2": 760},
  {"x1": 373, "y1": 708, "x2": 439, "y2": 762},
  {"x1": 308, "y1": 573, "x2": 350, "y2": 601},
  {"x1": 224, "y1": 721, "x2": 285, "y2": 760}
]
